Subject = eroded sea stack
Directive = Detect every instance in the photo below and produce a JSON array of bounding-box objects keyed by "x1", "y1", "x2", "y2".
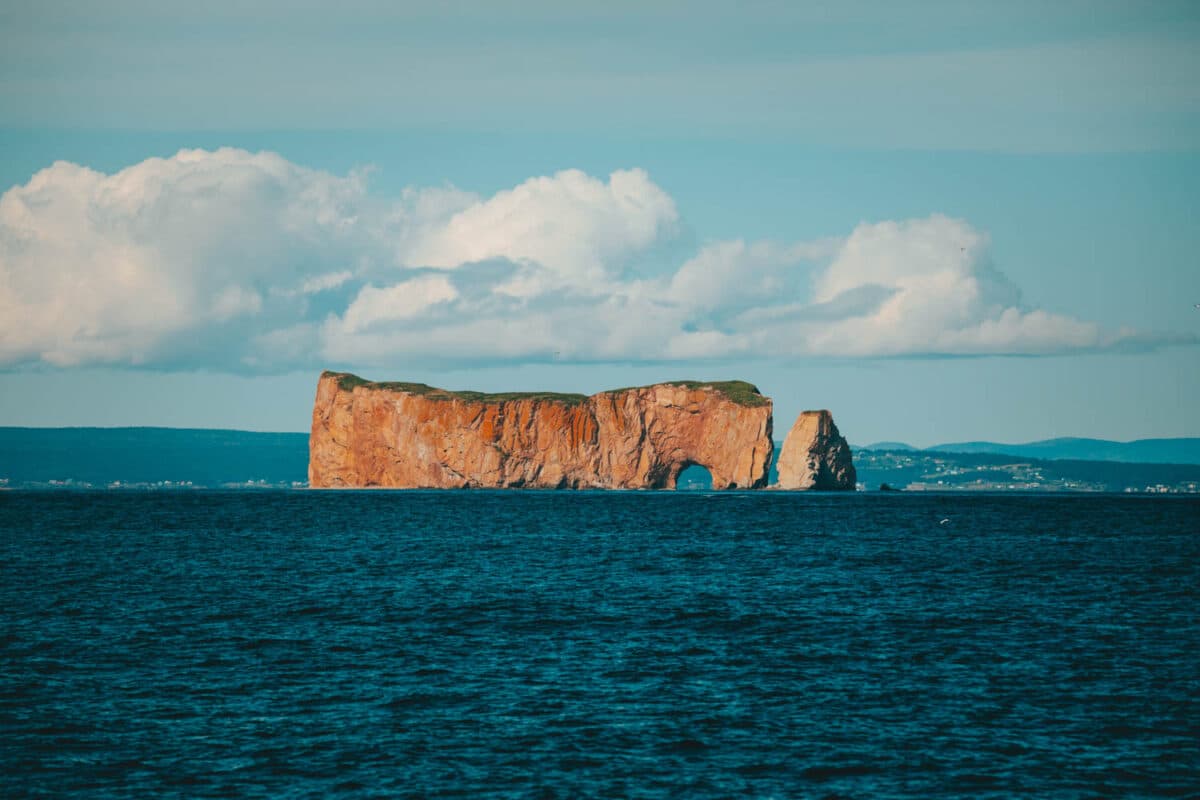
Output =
[
  {"x1": 309, "y1": 372, "x2": 774, "y2": 489},
  {"x1": 775, "y1": 410, "x2": 857, "y2": 490}
]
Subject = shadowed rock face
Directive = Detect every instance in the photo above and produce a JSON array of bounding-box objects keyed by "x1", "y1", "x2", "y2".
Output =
[
  {"x1": 309, "y1": 372, "x2": 774, "y2": 489},
  {"x1": 775, "y1": 410, "x2": 857, "y2": 490}
]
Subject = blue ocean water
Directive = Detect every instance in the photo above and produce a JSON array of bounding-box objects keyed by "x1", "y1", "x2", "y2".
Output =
[{"x1": 1, "y1": 491, "x2": 1197, "y2": 799}]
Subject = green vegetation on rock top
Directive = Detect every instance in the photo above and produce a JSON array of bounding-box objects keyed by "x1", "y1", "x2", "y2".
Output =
[
  {"x1": 325, "y1": 372, "x2": 588, "y2": 405},
  {"x1": 602, "y1": 380, "x2": 768, "y2": 407},
  {"x1": 324, "y1": 372, "x2": 768, "y2": 407}
]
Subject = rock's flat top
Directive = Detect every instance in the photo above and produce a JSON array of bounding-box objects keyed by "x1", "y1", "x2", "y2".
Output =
[
  {"x1": 309, "y1": 372, "x2": 774, "y2": 490},
  {"x1": 324, "y1": 372, "x2": 771, "y2": 408}
]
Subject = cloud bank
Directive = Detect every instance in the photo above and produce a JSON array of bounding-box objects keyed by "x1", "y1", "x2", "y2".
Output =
[{"x1": 0, "y1": 148, "x2": 1171, "y2": 373}]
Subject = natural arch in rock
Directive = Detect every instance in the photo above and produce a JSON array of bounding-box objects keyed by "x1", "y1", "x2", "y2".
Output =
[{"x1": 675, "y1": 463, "x2": 714, "y2": 491}]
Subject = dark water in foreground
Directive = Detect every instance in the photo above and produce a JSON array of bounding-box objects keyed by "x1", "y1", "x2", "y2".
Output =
[{"x1": 1, "y1": 492, "x2": 1197, "y2": 799}]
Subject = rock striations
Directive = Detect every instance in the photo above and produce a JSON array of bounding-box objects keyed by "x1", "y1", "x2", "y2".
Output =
[
  {"x1": 309, "y1": 372, "x2": 774, "y2": 490},
  {"x1": 774, "y1": 410, "x2": 857, "y2": 490}
]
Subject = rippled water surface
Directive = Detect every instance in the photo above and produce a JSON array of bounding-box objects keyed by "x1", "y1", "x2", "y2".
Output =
[{"x1": 2, "y1": 491, "x2": 1198, "y2": 798}]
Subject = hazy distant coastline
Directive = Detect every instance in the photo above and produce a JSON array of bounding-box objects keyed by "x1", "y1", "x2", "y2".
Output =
[{"x1": 858, "y1": 437, "x2": 1200, "y2": 465}]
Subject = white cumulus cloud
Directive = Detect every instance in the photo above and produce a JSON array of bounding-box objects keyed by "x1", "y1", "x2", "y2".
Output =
[
  {"x1": 403, "y1": 168, "x2": 679, "y2": 293},
  {"x1": 0, "y1": 148, "x2": 373, "y2": 367},
  {"x1": 0, "y1": 148, "x2": 1181, "y2": 373},
  {"x1": 340, "y1": 276, "x2": 459, "y2": 333},
  {"x1": 787, "y1": 215, "x2": 1107, "y2": 357}
]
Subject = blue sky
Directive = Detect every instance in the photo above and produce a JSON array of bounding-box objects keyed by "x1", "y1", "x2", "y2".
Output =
[{"x1": 0, "y1": 1, "x2": 1197, "y2": 445}]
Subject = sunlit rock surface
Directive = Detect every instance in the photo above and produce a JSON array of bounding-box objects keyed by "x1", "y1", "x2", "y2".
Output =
[
  {"x1": 775, "y1": 410, "x2": 856, "y2": 490},
  {"x1": 309, "y1": 372, "x2": 774, "y2": 489}
]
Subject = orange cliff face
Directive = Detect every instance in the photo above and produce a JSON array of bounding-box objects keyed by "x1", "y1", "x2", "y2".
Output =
[
  {"x1": 774, "y1": 410, "x2": 857, "y2": 490},
  {"x1": 308, "y1": 372, "x2": 774, "y2": 489}
]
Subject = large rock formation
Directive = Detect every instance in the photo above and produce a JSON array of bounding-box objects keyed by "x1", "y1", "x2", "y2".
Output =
[
  {"x1": 309, "y1": 372, "x2": 774, "y2": 489},
  {"x1": 774, "y1": 410, "x2": 857, "y2": 490}
]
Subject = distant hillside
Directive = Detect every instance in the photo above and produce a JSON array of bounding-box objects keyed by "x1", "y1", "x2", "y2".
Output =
[
  {"x1": 853, "y1": 448, "x2": 1200, "y2": 493},
  {"x1": 924, "y1": 437, "x2": 1200, "y2": 465},
  {"x1": 0, "y1": 427, "x2": 309, "y2": 487}
]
